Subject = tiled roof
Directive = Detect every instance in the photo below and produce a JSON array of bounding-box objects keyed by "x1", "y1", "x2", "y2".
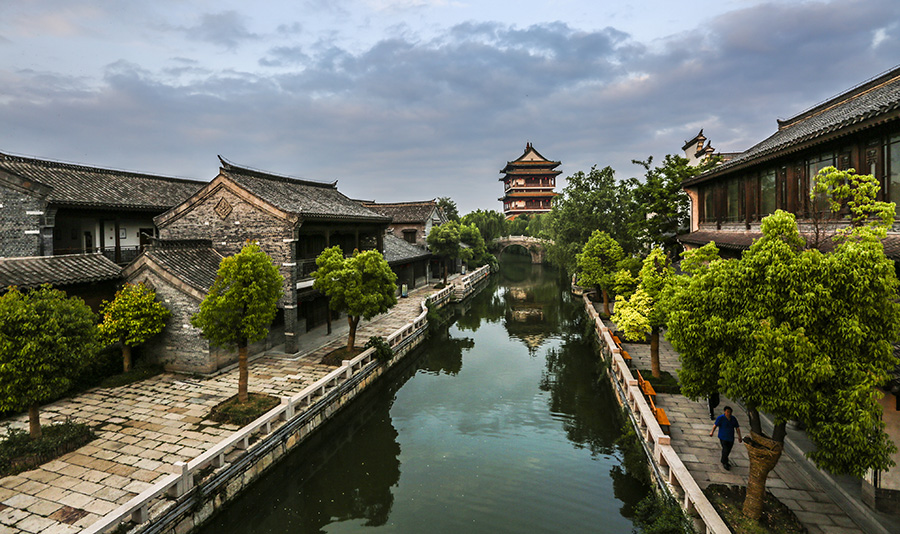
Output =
[
  {"x1": 361, "y1": 200, "x2": 440, "y2": 224},
  {"x1": 0, "y1": 151, "x2": 203, "y2": 210},
  {"x1": 693, "y1": 67, "x2": 900, "y2": 183},
  {"x1": 220, "y1": 159, "x2": 390, "y2": 222},
  {"x1": 383, "y1": 234, "x2": 431, "y2": 264},
  {"x1": 678, "y1": 230, "x2": 900, "y2": 260},
  {"x1": 142, "y1": 239, "x2": 224, "y2": 293},
  {"x1": 0, "y1": 253, "x2": 121, "y2": 288}
]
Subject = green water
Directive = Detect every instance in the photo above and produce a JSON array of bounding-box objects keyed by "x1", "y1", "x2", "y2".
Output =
[{"x1": 198, "y1": 258, "x2": 648, "y2": 533}]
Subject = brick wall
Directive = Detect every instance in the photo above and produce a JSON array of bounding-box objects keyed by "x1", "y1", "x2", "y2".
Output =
[
  {"x1": 388, "y1": 223, "x2": 426, "y2": 246},
  {"x1": 158, "y1": 187, "x2": 295, "y2": 303},
  {"x1": 0, "y1": 185, "x2": 46, "y2": 257}
]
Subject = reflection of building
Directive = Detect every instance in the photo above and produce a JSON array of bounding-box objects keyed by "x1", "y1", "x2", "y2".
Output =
[
  {"x1": 499, "y1": 143, "x2": 559, "y2": 219},
  {"x1": 677, "y1": 67, "x2": 900, "y2": 514},
  {"x1": 505, "y1": 286, "x2": 548, "y2": 352}
]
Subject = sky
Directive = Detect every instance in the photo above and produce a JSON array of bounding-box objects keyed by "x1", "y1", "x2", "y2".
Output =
[{"x1": 1, "y1": 0, "x2": 899, "y2": 214}]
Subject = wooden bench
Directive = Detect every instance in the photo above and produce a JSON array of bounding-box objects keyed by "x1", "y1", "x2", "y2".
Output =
[
  {"x1": 649, "y1": 397, "x2": 670, "y2": 434},
  {"x1": 636, "y1": 370, "x2": 656, "y2": 401},
  {"x1": 610, "y1": 335, "x2": 632, "y2": 366}
]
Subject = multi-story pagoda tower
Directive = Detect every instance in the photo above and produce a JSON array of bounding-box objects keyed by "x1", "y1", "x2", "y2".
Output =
[{"x1": 499, "y1": 142, "x2": 560, "y2": 219}]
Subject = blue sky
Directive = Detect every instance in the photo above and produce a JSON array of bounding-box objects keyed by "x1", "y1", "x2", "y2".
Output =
[{"x1": 1, "y1": 0, "x2": 898, "y2": 213}]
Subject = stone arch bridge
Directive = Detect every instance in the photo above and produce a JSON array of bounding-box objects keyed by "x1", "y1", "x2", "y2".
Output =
[{"x1": 493, "y1": 235, "x2": 550, "y2": 264}]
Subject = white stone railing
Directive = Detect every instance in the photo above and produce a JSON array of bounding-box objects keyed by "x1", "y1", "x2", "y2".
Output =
[
  {"x1": 83, "y1": 288, "x2": 449, "y2": 534},
  {"x1": 583, "y1": 296, "x2": 730, "y2": 534},
  {"x1": 453, "y1": 265, "x2": 491, "y2": 298}
]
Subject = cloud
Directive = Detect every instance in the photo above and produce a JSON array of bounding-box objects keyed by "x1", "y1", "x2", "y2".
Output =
[{"x1": 184, "y1": 11, "x2": 259, "y2": 50}]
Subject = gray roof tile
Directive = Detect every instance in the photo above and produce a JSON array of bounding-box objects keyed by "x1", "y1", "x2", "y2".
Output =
[
  {"x1": 142, "y1": 239, "x2": 223, "y2": 293},
  {"x1": 0, "y1": 253, "x2": 121, "y2": 288},
  {"x1": 362, "y1": 200, "x2": 441, "y2": 224},
  {"x1": 383, "y1": 234, "x2": 431, "y2": 264}
]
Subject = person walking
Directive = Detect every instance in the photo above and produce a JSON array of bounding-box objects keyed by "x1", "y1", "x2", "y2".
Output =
[
  {"x1": 710, "y1": 405, "x2": 742, "y2": 470},
  {"x1": 707, "y1": 391, "x2": 719, "y2": 421}
]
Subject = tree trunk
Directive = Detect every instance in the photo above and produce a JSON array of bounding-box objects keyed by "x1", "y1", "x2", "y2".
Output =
[
  {"x1": 28, "y1": 404, "x2": 41, "y2": 440},
  {"x1": 238, "y1": 341, "x2": 249, "y2": 403},
  {"x1": 742, "y1": 414, "x2": 785, "y2": 520},
  {"x1": 443, "y1": 261, "x2": 448, "y2": 285},
  {"x1": 602, "y1": 289, "x2": 611, "y2": 316},
  {"x1": 347, "y1": 316, "x2": 360, "y2": 351},
  {"x1": 650, "y1": 326, "x2": 660, "y2": 378},
  {"x1": 122, "y1": 344, "x2": 132, "y2": 373}
]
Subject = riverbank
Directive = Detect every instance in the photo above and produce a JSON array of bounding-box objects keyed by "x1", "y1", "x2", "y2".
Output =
[
  {"x1": 583, "y1": 295, "x2": 897, "y2": 534},
  {"x1": 0, "y1": 268, "x2": 491, "y2": 534}
]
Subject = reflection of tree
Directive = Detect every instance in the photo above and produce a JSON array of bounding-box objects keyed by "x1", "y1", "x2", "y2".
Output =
[
  {"x1": 538, "y1": 341, "x2": 622, "y2": 456},
  {"x1": 455, "y1": 277, "x2": 505, "y2": 332},
  {"x1": 198, "y1": 369, "x2": 408, "y2": 534},
  {"x1": 417, "y1": 325, "x2": 474, "y2": 376}
]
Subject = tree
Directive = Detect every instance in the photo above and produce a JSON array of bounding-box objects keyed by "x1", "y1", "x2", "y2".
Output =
[
  {"x1": 98, "y1": 283, "x2": 171, "y2": 372},
  {"x1": 460, "y1": 209, "x2": 506, "y2": 243},
  {"x1": 545, "y1": 165, "x2": 640, "y2": 272},
  {"x1": 459, "y1": 222, "x2": 489, "y2": 266},
  {"x1": 666, "y1": 207, "x2": 900, "y2": 520},
  {"x1": 524, "y1": 213, "x2": 546, "y2": 238},
  {"x1": 575, "y1": 230, "x2": 624, "y2": 316},
  {"x1": 612, "y1": 248, "x2": 674, "y2": 378},
  {"x1": 191, "y1": 242, "x2": 283, "y2": 403},
  {"x1": 436, "y1": 197, "x2": 460, "y2": 222},
  {"x1": 505, "y1": 214, "x2": 530, "y2": 236},
  {"x1": 312, "y1": 246, "x2": 398, "y2": 351},
  {"x1": 0, "y1": 286, "x2": 99, "y2": 439},
  {"x1": 631, "y1": 155, "x2": 717, "y2": 257},
  {"x1": 427, "y1": 220, "x2": 461, "y2": 284}
]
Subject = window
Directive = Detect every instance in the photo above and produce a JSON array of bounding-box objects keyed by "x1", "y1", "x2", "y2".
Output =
[
  {"x1": 889, "y1": 135, "x2": 900, "y2": 218},
  {"x1": 808, "y1": 152, "x2": 834, "y2": 214},
  {"x1": 726, "y1": 178, "x2": 741, "y2": 222},
  {"x1": 403, "y1": 230, "x2": 417, "y2": 244},
  {"x1": 760, "y1": 169, "x2": 776, "y2": 217},
  {"x1": 699, "y1": 184, "x2": 716, "y2": 223}
]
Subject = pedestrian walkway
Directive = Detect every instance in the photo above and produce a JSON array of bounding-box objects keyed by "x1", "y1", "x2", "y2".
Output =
[
  {"x1": 0, "y1": 282, "x2": 444, "y2": 534},
  {"x1": 600, "y1": 305, "x2": 897, "y2": 534}
]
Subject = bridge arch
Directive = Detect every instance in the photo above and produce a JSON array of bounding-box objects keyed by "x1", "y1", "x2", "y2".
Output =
[{"x1": 493, "y1": 236, "x2": 549, "y2": 264}]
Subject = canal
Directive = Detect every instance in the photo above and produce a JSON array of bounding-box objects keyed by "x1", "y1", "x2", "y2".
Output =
[{"x1": 199, "y1": 257, "x2": 650, "y2": 533}]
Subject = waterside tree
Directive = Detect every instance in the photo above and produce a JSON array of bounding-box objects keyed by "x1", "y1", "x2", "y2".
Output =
[
  {"x1": 191, "y1": 242, "x2": 283, "y2": 403},
  {"x1": 312, "y1": 246, "x2": 398, "y2": 351},
  {"x1": 427, "y1": 220, "x2": 462, "y2": 284},
  {"x1": 576, "y1": 230, "x2": 624, "y2": 316},
  {"x1": 99, "y1": 283, "x2": 171, "y2": 372},
  {"x1": 0, "y1": 286, "x2": 99, "y2": 439}
]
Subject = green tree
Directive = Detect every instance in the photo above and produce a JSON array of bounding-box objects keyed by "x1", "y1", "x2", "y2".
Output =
[
  {"x1": 576, "y1": 230, "x2": 624, "y2": 316},
  {"x1": 98, "y1": 283, "x2": 171, "y2": 372},
  {"x1": 436, "y1": 197, "x2": 460, "y2": 222},
  {"x1": 427, "y1": 220, "x2": 461, "y2": 284},
  {"x1": 191, "y1": 243, "x2": 283, "y2": 403},
  {"x1": 611, "y1": 248, "x2": 673, "y2": 378},
  {"x1": 667, "y1": 208, "x2": 900, "y2": 520},
  {"x1": 632, "y1": 155, "x2": 717, "y2": 257},
  {"x1": 459, "y1": 222, "x2": 490, "y2": 266},
  {"x1": 312, "y1": 246, "x2": 398, "y2": 351},
  {"x1": 524, "y1": 213, "x2": 546, "y2": 238},
  {"x1": 460, "y1": 209, "x2": 506, "y2": 243},
  {"x1": 0, "y1": 286, "x2": 99, "y2": 439},
  {"x1": 545, "y1": 165, "x2": 639, "y2": 272},
  {"x1": 505, "y1": 214, "x2": 530, "y2": 236}
]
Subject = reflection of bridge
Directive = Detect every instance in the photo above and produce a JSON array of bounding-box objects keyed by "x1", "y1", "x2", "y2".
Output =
[{"x1": 493, "y1": 236, "x2": 549, "y2": 264}]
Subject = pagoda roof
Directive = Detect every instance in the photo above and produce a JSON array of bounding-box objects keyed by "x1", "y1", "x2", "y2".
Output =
[
  {"x1": 500, "y1": 142, "x2": 561, "y2": 174},
  {"x1": 0, "y1": 151, "x2": 203, "y2": 211},
  {"x1": 501, "y1": 191, "x2": 558, "y2": 198}
]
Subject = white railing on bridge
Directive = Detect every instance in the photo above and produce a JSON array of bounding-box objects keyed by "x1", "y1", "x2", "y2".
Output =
[
  {"x1": 453, "y1": 265, "x2": 491, "y2": 298},
  {"x1": 83, "y1": 286, "x2": 452, "y2": 534}
]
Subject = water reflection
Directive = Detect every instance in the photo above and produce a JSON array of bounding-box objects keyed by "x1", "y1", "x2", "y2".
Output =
[{"x1": 198, "y1": 257, "x2": 647, "y2": 534}]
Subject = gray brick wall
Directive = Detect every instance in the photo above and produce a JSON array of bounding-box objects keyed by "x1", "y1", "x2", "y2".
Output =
[{"x1": 0, "y1": 185, "x2": 47, "y2": 257}]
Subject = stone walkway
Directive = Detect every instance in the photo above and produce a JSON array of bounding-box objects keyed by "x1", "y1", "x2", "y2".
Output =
[
  {"x1": 602, "y1": 307, "x2": 897, "y2": 534},
  {"x1": 0, "y1": 283, "x2": 442, "y2": 534}
]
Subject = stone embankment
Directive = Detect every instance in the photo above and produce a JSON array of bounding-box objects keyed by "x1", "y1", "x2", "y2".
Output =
[{"x1": 0, "y1": 266, "x2": 491, "y2": 534}]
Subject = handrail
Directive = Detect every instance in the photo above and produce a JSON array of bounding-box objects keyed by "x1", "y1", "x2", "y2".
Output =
[
  {"x1": 83, "y1": 285, "x2": 454, "y2": 534},
  {"x1": 583, "y1": 294, "x2": 730, "y2": 534}
]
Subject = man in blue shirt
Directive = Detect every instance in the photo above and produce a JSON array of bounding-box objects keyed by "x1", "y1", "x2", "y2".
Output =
[{"x1": 709, "y1": 406, "x2": 742, "y2": 470}]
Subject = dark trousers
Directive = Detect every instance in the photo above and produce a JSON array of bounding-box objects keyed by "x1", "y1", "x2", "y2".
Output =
[{"x1": 720, "y1": 439, "x2": 734, "y2": 465}]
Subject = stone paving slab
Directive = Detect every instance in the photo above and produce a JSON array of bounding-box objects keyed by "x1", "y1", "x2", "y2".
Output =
[
  {"x1": 0, "y1": 283, "x2": 441, "y2": 534},
  {"x1": 600, "y1": 306, "x2": 877, "y2": 534}
]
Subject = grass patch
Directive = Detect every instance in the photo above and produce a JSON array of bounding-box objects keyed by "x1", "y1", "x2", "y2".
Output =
[
  {"x1": 320, "y1": 346, "x2": 364, "y2": 366},
  {"x1": 208, "y1": 394, "x2": 280, "y2": 426},
  {"x1": 97, "y1": 364, "x2": 165, "y2": 389},
  {"x1": 637, "y1": 369, "x2": 681, "y2": 394},
  {"x1": 632, "y1": 492, "x2": 697, "y2": 533},
  {"x1": 704, "y1": 484, "x2": 807, "y2": 534},
  {"x1": 0, "y1": 421, "x2": 95, "y2": 477}
]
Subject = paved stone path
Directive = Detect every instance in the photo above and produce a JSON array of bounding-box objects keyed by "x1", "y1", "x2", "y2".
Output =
[
  {"x1": 601, "y1": 306, "x2": 895, "y2": 534},
  {"x1": 0, "y1": 284, "x2": 440, "y2": 534}
]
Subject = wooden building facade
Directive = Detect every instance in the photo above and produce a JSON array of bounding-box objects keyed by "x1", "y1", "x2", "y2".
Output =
[{"x1": 499, "y1": 143, "x2": 559, "y2": 219}]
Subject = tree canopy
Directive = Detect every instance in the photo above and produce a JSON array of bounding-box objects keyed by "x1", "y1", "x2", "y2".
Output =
[
  {"x1": 461, "y1": 209, "x2": 507, "y2": 242},
  {"x1": 0, "y1": 286, "x2": 99, "y2": 438},
  {"x1": 191, "y1": 242, "x2": 284, "y2": 402},
  {"x1": 576, "y1": 230, "x2": 624, "y2": 316},
  {"x1": 667, "y1": 208, "x2": 900, "y2": 519},
  {"x1": 459, "y1": 222, "x2": 490, "y2": 266},
  {"x1": 436, "y1": 197, "x2": 460, "y2": 222},
  {"x1": 427, "y1": 220, "x2": 462, "y2": 284},
  {"x1": 99, "y1": 283, "x2": 171, "y2": 372},
  {"x1": 312, "y1": 246, "x2": 398, "y2": 351}
]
